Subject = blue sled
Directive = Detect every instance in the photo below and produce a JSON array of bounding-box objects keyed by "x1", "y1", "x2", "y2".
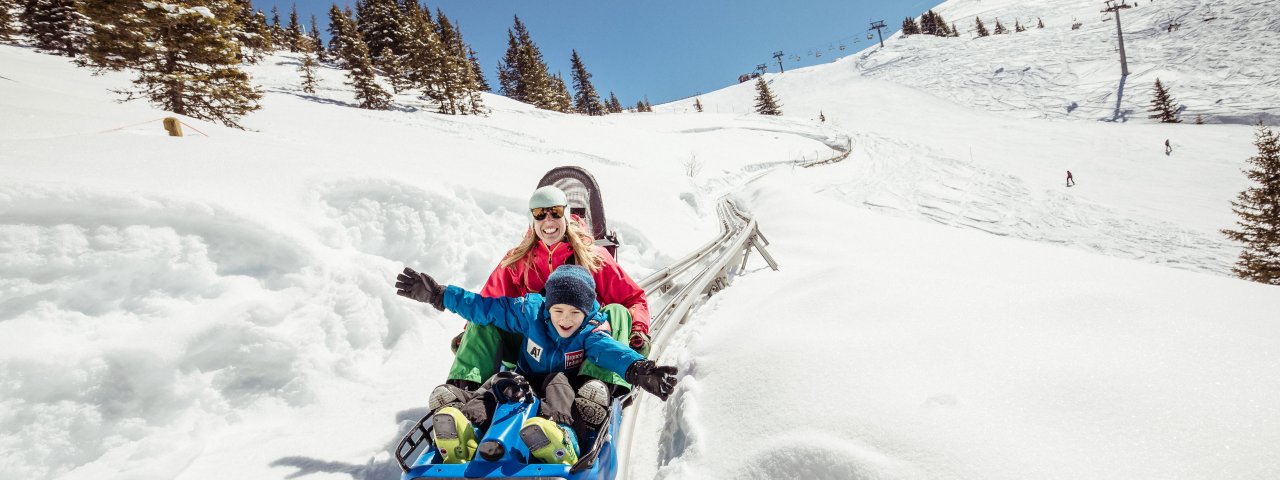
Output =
[{"x1": 396, "y1": 382, "x2": 628, "y2": 480}]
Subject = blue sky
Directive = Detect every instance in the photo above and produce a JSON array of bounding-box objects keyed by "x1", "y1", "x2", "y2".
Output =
[{"x1": 257, "y1": 0, "x2": 942, "y2": 105}]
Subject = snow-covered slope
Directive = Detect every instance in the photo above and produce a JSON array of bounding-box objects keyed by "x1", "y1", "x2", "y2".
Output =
[
  {"x1": 853, "y1": 0, "x2": 1278, "y2": 123},
  {"x1": 3, "y1": 0, "x2": 1279, "y2": 477}
]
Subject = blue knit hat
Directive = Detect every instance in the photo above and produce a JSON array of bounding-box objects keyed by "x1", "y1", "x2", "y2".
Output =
[
  {"x1": 544, "y1": 265, "x2": 597, "y2": 314},
  {"x1": 528, "y1": 186, "x2": 568, "y2": 224}
]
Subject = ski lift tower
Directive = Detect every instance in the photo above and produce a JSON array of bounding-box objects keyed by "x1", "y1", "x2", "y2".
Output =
[
  {"x1": 773, "y1": 51, "x2": 785, "y2": 73},
  {"x1": 868, "y1": 20, "x2": 886, "y2": 48},
  {"x1": 1102, "y1": 0, "x2": 1133, "y2": 76},
  {"x1": 756, "y1": 63, "x2": 768, "y2": 75}
]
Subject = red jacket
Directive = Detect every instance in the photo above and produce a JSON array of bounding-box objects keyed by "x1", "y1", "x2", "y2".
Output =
[{"x1": 480, "y1": 241, "x2": 651, "y2": 334}]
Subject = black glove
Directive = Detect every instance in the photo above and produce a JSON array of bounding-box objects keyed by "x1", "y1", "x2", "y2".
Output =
[
  {"x1": 625, "y1": 360, "x2": 679, "y2": 401},
  {"x1": 395, "y1": 267, "x2": 445, "y2": 311}
]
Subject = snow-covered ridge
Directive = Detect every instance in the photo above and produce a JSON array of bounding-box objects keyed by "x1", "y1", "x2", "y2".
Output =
[{"x1": 851, "y1": 0, "x2": 1279, "y2": 123}]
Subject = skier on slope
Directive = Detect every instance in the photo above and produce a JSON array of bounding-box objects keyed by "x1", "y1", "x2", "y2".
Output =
[
  {"x1": 396, "y1": 264, "x2": 679, "y2": 466},
  {"x1": 1066, "y1": 170, "x2": 1076, "y2": 187}
]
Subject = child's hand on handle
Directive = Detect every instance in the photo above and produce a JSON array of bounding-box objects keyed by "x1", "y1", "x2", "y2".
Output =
[{"x1": 396, "y1": 267, "x2": 445, "y2": 311}]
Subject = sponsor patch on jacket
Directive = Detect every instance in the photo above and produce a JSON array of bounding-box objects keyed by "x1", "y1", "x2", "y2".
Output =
[
  {"x1": 565, "y1": 349, "x2": 584, "y2": 369},
  {"x1": 526, "y1": 339, "x2": 544, "y2": 362}
]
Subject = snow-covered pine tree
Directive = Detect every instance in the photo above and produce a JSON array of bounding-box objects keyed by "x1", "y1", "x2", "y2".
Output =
[
  {"x1": 107, "y1": 1, "x2": 262, "y2": 128},
  {"x1": 993, "y1": 19, "x2": 1007, "y2": 34},
  {"x1": 694, "y1": 97, "x2": 703, "y2": 113},
  {"x1": 79, "y1": 0, "x2": 151, "y2": 70},
  {"x1": 607, "y1": 91, "x2": 622, "y2": 113},
  {"x1": 376, "y1": 46, "x2": 409, "y2": 93},
  {"x1": 327, "y1": 4, "x2": 355, "y2": 66},
  {"x1": 21, "y1": 0, "x2": 88, "y2": 56},
  {"x1": 1222, "y1": 122, "x2": 1280, "y2": 284},
  {"x1": 433, "y1": 9, "x2": 484, "y2": 115},
  {"x1": 753, "y1": 77, "x2": 782, "y2": 116},
  {"x1": 229, "y1": 1, "x2": 269, "y2": 63},
  {"x1": 1015, "y1": 19, "x2": 1025, "y2": 33},
  {"x1": 819, "y1": 111, "x2": 825, "y2": 122},
  {"x1": 1038, "y1": 17, "x2": 1045, "y2": 28},
  {"x1": 1, "y1": 0, "x2": 19, "y2": 41},
  {"x1": 300, "y1": 50, "x2": 318, "y2": 94},
  {"x1": 356, "y1": 0, "x2": 403, "y2": 63},
  {"x1": 398, "y1": 3, "x2": 443, "y2": 92},
  {"x1": 634, "y1": 100, "x2": 644, "y2": 112},
  {"x1": 951, "y1": 22, "x2": 960, "y2": 37},
  {"x1": 643, "y1": 97, "x2": 652, "y2": 112},
  {"x1": 975, "y1": 17, "x2": 989, "y2": 37},
  {"x1": 569, "y1": 49, "x2": 605, "y2": 115},
  {"x1": 1148, "y1": 78, "x2": 1182, "y2": 123},
  {"x1": 285, "y1": 4, "x2": 302, "y2": 52},
  {"x1": 344, "y1": 34, "x2": 392, "y2": 110},
  {"x1": 551, "y1": 72, "x2": 573, "y2": 113},
  {"x1": 268, "y1": 6, "x2": 283, "y2": 46}
]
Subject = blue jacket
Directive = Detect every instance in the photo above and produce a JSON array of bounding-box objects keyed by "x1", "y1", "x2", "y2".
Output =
[{"x1": 443, "y1": 286, "x2": 644, "y2": 378}]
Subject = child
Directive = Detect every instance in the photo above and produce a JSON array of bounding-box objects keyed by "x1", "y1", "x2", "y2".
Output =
[{"x1": 396, "y1": 264, "x2": 679, "y2": 465}]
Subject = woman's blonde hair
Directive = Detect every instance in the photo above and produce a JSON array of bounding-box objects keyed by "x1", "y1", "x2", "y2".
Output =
[{"x1": 501, "y1": 215, "x2": 602, "y2": 277}]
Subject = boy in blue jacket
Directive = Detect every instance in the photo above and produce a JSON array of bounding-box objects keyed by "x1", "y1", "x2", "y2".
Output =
[{"x1": 396, "y1": 264, "x2": 679, "y2": 465}]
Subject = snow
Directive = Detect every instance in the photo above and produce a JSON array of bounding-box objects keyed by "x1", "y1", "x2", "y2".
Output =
[{"x1": 2, "y1": 0, "x2": 1278, "y2": 477}]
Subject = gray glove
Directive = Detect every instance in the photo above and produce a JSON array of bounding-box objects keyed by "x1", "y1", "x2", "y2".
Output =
[{"x1": 395, "y1": 267, "x2": 445, "y2": 311}]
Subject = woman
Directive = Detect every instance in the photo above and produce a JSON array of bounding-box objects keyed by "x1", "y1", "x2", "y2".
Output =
[{"x1": 446, "y1": 186, "x2": 651, "y2": 392}]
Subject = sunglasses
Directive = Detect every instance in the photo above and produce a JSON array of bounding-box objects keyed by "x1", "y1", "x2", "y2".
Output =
[{"x1": 531, "y1": 205, "x2": 566, "y2": 221}]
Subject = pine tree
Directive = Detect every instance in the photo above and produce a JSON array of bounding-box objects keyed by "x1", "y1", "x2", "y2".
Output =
[
  {"x1": 308, "y1": 14, "x2": 325, "y2": 58},
  {"x1": 300, "y1": 50, "x2": 318, "y2": 94},
  {"x1": 1038, "y1": 17, "x2": 1045, "y2": 28},
  {"x1": 467, "y1": 47, "x2": 489, "y2": 92},
  {"x1": 993, "y1": 19, "x2": 1007, "y2": 34},
  {"x1": 1148, "y1": 78, "x2": 1182, "y2": 123},
  {"x1": 0, "y1": 0, "x2": 14, "y2": 41},
  {"x1": 377, "y1": 46, "x2": 409, "y2": 93},
  {"x1": 975, "y1": 16, "x2": 990, "y2": 37},
  {"x1": 285, "y1": 4, "x2": 303, "y2": 52},
  {"x1": 819, "y1": 111, "x2": 825, "y2": 122},
  {"x1": 229, "y1": 1, "x2": 269, "y2": 63},
  {"x1": 951, "y1": 22, "x2": 960, "y2": 37},
  {"x1": 902, "y1": 17, "x2": 919, "y2": 36},
  {"x1": 327, "y1": 4, "x2": 354, "y2": 66},
  {"x1": 569, "y1": 49, "x2": 605, "y2": 115},
  {"x1": 607, "y1": 91, "x2": 621, "y2": 113},
  {"x1": 753, "y1": 77, "x2": 782, "y2": 116},
  {"x1": 551, "y1": 72, "x2": 573, "y2": 113},
  {"x1": 634, "y1": 100, "x2": 645, "y2": 112},
  {"x1": 1015, "y1": 19, "x2": 1025, "y2": 33},
  {"x1": 22, "y1": 0, "x2": 88, "y2": 56},
  {"x1": 398, "y1": 4, "x2": 444, "y2": 93},
  {"x1": 1195, "y1": 114, "x2": 1205, "y2": 125},
  {"x1": 345, "y1": 34, "x2": 392, "y2": 110},
  {"x1": 694, "y1": 97, "x2": 703, "y2": 113},
  {"x1": 356, "y1": 0, "x2": 403, "y2": 63},
  {"x1": 98, "y1": 1, "x2": 262, "y2": 128},
  {"x1": 79, "y1": 0, "x2": 150, "y2": 70},
  {"x1": 269, "y1": 5, "x2": 284, "y2": 46},
  {"x1": 496, "y1": 15, "x2": 555, "y2": 109},
  {"x1": 1222, "y1": 122, "x2": 1280, "y2": 284},
  {"x1": 643, "y1": 97, "x2": 652, "y2": 112}
]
